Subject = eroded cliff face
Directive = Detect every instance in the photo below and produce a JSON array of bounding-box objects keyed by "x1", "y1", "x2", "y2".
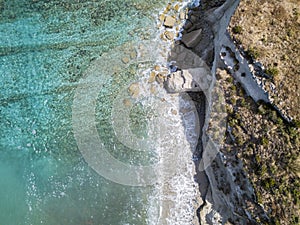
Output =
[
  {"x1": 165, "y1": 1, "x2": 263, "y2": 224},
  {"x1": 165, "y1": 0, "x2": 299, "y2": 224}
]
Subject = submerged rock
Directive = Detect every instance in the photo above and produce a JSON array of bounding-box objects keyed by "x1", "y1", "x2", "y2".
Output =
[
  {"x1": 123, "y1": 98, "x2": 132, "y2": 107},
  {"x1": 121, "y1": 57, "x2": 130, "y2": 64},
  {"x1": 128, "y1": 83, "x2": 140, "y2": 98}
]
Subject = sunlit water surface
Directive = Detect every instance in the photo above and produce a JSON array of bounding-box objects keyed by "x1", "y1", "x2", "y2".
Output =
[{"x1": 0, "y1": 0, "x2": 200, "y2": 224}]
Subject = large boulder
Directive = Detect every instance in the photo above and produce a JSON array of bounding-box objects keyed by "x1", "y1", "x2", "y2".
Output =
[
  {"x1": 181, "y1": 29, "x2": 202, "y2": 48},
  {"x1": 164, "y1": 67, "x2": 211, "y2": 93}
]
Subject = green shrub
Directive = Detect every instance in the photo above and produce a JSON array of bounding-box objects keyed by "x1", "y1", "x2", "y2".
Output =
[
  {"x1": 247, "y1": 46, "x2": 260, "y2": 58},
  {"x1": 240, "y1": 98, "x2": 246, "y2": 107},
  {"x1": 255, "y1": 155, "x2": 261, "y2": 163},
  {"x1": 232, "y1": 25, "x2": 243, "y2": 34},
  {"x1": 277, "y1": 117, "x2": 283, "y2": 125},
  {"x1": 293, "y1": 119, "x2": 300, "y2": 128},
  {"x1": 261, "y1": 137, "x2": 269, "y2": 146},
  {"x1": 230, "y1": 84, "x2": 236, "y2": 91},
  {"x1": 270, "y1": 165, "x2": 277, "y2": 174},
  {"x1": 275, "y1": 219, "x2": 281, "y2": 225},
  {"x1": 287, "y1": 28, "x2": 295, "y2": 37},
  {"x1": 292, "y1": 216, "x2": 299, "y2": 225},
  {"x1": 265, "y1": 67, "x2": 279, "y2": 78},
  {"x1": 255, "y1": 164, "x2": 268, "y2": 177},
  {"x1": 262, "y1": 177, "x2": 276, "y2": 189},
  {"x1": 256, "y1": 191, "x2": 263, "y2": 204},
  {"x1": 226, "y1": 76, "x2": 234, "y2": 83},
  {"x1": 259, "y1": 164, "x2": 268, "y2": 176},
  {"x1": 231, "y1": 97, "x2": 237, "y2": 105}
]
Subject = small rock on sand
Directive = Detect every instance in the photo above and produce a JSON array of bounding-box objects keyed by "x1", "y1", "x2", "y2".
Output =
[
  {"x1": 154, "y1": 65, "x2": 160, "y2": 71},
  {"x1": 164, "y1": 3, "x2": 172, "y2": 13},
  {"x1": 156, "y1": 74, "x2": 166, "y2": 84},
  {"x1": 179, "y1": 11, "x2": 186, "y2": 20},
  {"x1": 159, "y1": 14, "x2": 165, "y2": 22}
]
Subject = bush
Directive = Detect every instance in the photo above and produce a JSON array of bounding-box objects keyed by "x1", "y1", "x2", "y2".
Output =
[
  {"x1": 232, "y1": 25, "x2": 243, "y2": 34},
  {"x1": 265, "y1": 67, "x2": 279, "y2": 78},
  {"x1": 262, "y1": 177, "x2": 276, "y2": 189},
  {"x1": 261, "y1": 137, "x2": 269, "y2": 146},
  {"x1": 293, "y1": 119, "x2": 300, "y2": 128},
  {"x1": 260, "y1": 164, "x2": 268, "y2": 176},
  {"x1": 255, "y1": 189, "x2": 263, "y2": 204},
  {"x1": 247, "y1": 46, "x2": 260, "y2": 58}
]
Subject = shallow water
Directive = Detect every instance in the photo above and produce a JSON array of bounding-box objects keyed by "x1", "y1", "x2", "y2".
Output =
[{"x1": 0, "y1": 0, "x2": 199, "y2": 224}]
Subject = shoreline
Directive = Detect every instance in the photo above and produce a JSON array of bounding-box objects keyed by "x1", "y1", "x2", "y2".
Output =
[{"x1": 170, "y1": 0, "x2": 299, "y2": 224}]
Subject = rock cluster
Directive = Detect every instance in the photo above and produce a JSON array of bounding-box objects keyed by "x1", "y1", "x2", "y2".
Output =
[
  {"x1": 157, "y1": 1, "x2": 189, "y2": 43},
  {"x1": 181, "y1": 28, "x2": 203, "y2": 48}
]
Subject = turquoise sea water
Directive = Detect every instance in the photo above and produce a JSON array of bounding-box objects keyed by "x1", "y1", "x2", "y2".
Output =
[{"x1": 0, "y1": 0, "x2": 180, "y2": 224}]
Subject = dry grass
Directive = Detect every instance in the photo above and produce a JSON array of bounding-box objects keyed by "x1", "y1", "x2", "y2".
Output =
[{"x1": 229, "y1": 0, "x2": 300, "y2": 121}]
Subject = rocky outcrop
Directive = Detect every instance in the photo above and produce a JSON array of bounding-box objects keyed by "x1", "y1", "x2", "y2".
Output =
[
  {"x1": 163, "y1": 0, "x2": 284, "y2": 224},
  {"x1": 158, "y1": 0, "x2": 297, "y2": 223},
  {"x1": 219, "y1": 33, "x2": 269, "y2": 103},
  {"x1": 181, "y1": 29, "x2": 203, "y2": 48},
  {"x1": 164, "y1": 68, "x2": 211, "y2": 93}
]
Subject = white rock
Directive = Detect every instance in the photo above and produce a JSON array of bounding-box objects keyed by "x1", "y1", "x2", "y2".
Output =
[{"x1": 164, "y1": 67, "x2": 211, "y2": 93}]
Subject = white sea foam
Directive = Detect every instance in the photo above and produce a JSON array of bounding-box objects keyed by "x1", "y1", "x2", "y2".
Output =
[{"x1": 144, "y1": 1, "x2": 202, "y2": 224}]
